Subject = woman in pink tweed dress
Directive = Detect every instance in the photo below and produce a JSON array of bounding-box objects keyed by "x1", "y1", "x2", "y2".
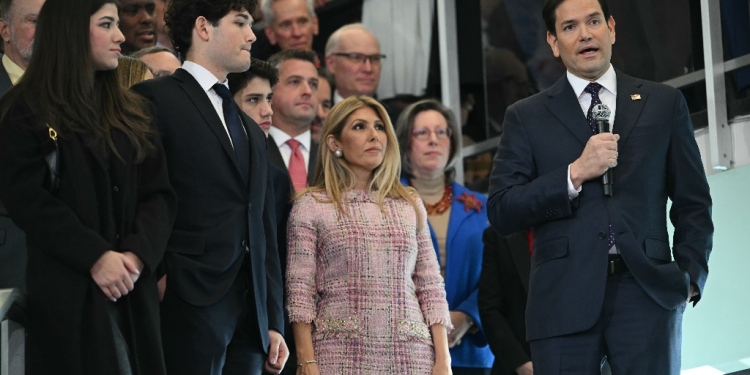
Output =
[{"x1": 286, "y1": 96, "x2": 453, "y2": 375}]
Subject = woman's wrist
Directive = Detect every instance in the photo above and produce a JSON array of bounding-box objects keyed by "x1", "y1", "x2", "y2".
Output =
[{"x1": 297, "y1": 359, "x2": 317, "y2": 367}]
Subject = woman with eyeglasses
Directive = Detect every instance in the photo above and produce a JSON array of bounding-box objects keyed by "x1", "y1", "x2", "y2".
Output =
[
  {"x1": 0, "y1": 0, "x2": 176, "y2": 373},
  {"x1": 286, "y1": 96, "x2": 452, "y2": 375},
  {"x1": 396, "y1": 99, "x2": 494, "y2": 375}
]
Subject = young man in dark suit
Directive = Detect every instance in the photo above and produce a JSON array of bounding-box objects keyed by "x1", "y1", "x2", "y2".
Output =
[
  {"x1": 131, "y1": 0, "x2": 288, "y2": 374},
  {"x1": 486, "y1": 0, "x2": 713, "y2": 373}
]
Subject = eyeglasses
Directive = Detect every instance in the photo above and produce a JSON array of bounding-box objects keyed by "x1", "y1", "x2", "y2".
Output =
[
  {"x1": 412, "y1": 127, "x2": 453, "y2": 141},
  {"x1": 332, "y1": 53, "x2": 386, "y2": 65}
]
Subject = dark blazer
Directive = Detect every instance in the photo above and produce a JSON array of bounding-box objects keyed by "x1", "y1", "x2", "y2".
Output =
[
  {"x1": 487, "y1": 70, "x2": 713, "y2": 341},
  {"x1": 0, "y1": 97, "x2": 177, "y2": 374},
  {"x1": 0, "y1": 58, "x2": 12, "y2": 94},
  {"x1": 0, "y1": 59, "x2": 26, "y2": 291},
  {"x1": 478, "y1": 227, "x2": 531, "y2": 375},
  {"x1": 267, "y1": 134, "x2": 318, "y2": 189},
  {"x1": 132, "y1": 68, "x2": 284, "y2": 350}
]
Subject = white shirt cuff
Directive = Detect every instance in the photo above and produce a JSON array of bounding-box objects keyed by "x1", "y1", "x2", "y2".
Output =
[{"x1": 567, "y1": 164, "x2": 581, "y2": 200}]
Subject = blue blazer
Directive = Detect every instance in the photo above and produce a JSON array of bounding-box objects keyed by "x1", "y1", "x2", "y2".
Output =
[{"x1": 402, "y1": 177, "x2": 494, "y2": 368}]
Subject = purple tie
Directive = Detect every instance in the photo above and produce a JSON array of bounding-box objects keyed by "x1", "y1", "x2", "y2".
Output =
[{"x1": 584, "y1": 82, "x2": 615, "y2": 249}]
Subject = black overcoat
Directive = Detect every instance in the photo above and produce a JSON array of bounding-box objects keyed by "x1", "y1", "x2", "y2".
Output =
[{"x1": 0, "y1": 97, "x2": 177, "y2": 375}]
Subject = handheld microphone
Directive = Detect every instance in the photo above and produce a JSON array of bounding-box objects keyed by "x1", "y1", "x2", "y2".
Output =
[{"x1": 592, "y1": 104, "x2": 613, "y2": 197}]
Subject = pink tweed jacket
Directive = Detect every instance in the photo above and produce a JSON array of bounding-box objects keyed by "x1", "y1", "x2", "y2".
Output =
[{"x1": 286, "y1": 190, "x2": 452, "y2": 374}]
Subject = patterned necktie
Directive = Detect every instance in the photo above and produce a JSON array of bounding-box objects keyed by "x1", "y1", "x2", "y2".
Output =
[
  {"x1": 213, "y1": 83, "x2": 250, "y2": 185},
  {"x1": 286, "y1": 138, "x2": 307, "y2": 191},
  {"x1": 584, "y1": 82, "x2": 603, "y2": 134},
  {"x1": 584, "y1": 82, "x2": 616, "y2": 248}
]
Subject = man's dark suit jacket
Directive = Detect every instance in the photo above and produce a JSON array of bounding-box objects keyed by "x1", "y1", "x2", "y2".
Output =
[
  {"x1": 487, "y1": 70, "x2": 713, "y2": 342},
  {"x1": 478, "y1": 228, "x2": 531, "y2": 375},
  {"x1": 0, "y1": 58, "x2": 27, "y2": 292},
  {"x1": 132, "y1": 68, "x2": 284, "y2": 350},
  {"x1": 267, "y1": 135, "x2": 318, "y2": 190}
]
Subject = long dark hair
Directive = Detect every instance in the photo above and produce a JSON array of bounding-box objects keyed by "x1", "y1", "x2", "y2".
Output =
[{"x1": 0, "y1": 0, "x2": 155, "y2": 162}]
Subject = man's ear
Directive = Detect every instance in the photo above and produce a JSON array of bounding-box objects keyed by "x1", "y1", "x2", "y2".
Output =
[
  {"x1": 0, "y1": 18, "x2": 11, "y2": 44},
  {"x1": 194, "y1": 16, "x2": 211, "y2": 43},
  {"x1": 608, "y1": 16, "x2": 616, "y2": 45},
  {"x1": 546, "y1": 31, "x2": 560, "y2": 58},
  {"x1": 325, "y1": 55, "x2": 336, "y2": 75},
  {"x1": 264, "y1": 25, "x2": 277, "y2": 45},
  {"x1": 312, "y1": 16, "x2": 319, "y2": 36}
]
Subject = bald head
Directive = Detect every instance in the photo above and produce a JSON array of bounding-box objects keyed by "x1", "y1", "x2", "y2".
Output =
[{"x1": 324, "y1": 24, "x2": 382, "y2": 99}]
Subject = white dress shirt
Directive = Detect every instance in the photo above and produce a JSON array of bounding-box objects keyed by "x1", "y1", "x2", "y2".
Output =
[
  {"x1": 268, "y1": 127, "x2": 312, "y2": 173},
  {"x1": 566, "y1": 64, "x2": 618, "y2": 199},
  {"x1": 333, "y1": 90, "x2": 346, "y2": 105},
  {"x1": 181, "y1": 61, "x2": 240, "y2": 147}
]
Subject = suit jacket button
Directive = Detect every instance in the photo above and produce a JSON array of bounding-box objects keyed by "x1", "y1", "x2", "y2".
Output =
[
  {"x1": 247, "y1": 204, "x2": 252, "y2": 212},
  {"x1": 113, "y1": 186, "x2": 119, "y2": 192},
  {"x1": 241, "y1": 240, "x2": 247, "y2": 248},
  {"x1": 598, "y1": 231, "x2": 606, "y2": 239}
]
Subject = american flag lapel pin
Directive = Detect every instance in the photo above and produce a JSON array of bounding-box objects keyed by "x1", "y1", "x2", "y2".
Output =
[{"x1": 631, "y1": 94, "x2": 641, "y2": 100}]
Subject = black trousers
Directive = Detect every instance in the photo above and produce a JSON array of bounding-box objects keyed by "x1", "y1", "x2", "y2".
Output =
[
  {"x1": 530, "y1": 272, "x2": 685, "y2": 375},
  {"x1": 161, "y1": 268, "x2": 266, "y2": 375}
]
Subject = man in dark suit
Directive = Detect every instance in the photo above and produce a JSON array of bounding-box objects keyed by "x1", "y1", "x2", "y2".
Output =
[
  {"x1": 0, "y1": 0, "x2": 45, "y2": 292},
  {"x1": 266, "y1": 49, "x2": 319, "y2": 191},
  {"x1": 478, "y1": 228, "x2": 532, "y2": 375},
  {"x1": 486, "y1": 0, "x2": 713, "y2": 373},
  {"x1": 131, "y1": 0, "x2": 288, "y2": 374}
]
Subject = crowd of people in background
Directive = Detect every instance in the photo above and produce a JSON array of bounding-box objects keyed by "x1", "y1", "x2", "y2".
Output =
[{"x1": 0, "y1": 0, "x2": 713, "y2": 374}]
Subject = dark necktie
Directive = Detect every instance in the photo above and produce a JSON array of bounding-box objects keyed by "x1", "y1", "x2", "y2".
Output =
[
  {"x1": 584, "y1": 82, "x2": 603, "y2": 134},
  {"x1": 584, "y1": 82, "x2": 616, "y2": 248},
  {"x1": 213, "y1": 83, "x2": 249, "y2": 185}
]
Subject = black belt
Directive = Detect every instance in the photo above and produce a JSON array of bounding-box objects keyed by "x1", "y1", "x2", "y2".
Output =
[{"x1": 607, "y1": 254, "x2": 629, "y2": 275}]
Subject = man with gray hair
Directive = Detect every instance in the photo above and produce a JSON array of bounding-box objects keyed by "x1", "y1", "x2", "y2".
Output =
[
  {"x1": 324, "y1": 23, "x2": 383, "y2": 104},
  {"x1": 131, "y1": 45, "x2": 182, "y2": 77},
  {"x1": 0, "y1": 0, "x2": 43, "y2": 91},
  {"x1": 261, "y1": 0, "x2": 318, "y2": 53},
  {"x1": 0, "y1": 0, "x2": 44, "y2": 292}
]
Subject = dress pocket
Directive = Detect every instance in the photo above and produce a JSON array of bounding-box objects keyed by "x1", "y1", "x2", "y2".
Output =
[
  {"x1": 396, "y1": 320, "x2": 433, "y2": 345},
  {"x1": 313, "y1": 317, "x2": 361, "y2": 340}
]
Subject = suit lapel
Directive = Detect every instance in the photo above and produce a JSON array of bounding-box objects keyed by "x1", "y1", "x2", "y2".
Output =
[
  {"x1": 507, "y1": 233, "x2": 531, "y2": 293},
  {"x1": 173, "y1": 69, "x2": 241, "y2": 173},
  {"x1": 545, "y1": 75, "x2": 592, "y2": 147},
  {"x1": 240, "y1": 112, "x2": 259, "y2": 191},
  {"x1": 266, "y1": 135, "x2": 287, "y2": 172},
  {"x1": 0, "y1": 63, "x2": 12, "y2": 95},
  {"x1": 612, "y1": 71, "x2": 647, "y2": 146}
]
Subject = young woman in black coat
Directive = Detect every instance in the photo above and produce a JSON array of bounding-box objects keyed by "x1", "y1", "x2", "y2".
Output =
[{"x1": 0, "y1": 0, "x2": 177, "y2": 373}]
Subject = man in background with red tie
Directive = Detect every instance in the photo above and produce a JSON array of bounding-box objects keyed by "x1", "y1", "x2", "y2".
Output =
[{"x1": 266, "y1": 49, "x2": 319, "y2": 191}]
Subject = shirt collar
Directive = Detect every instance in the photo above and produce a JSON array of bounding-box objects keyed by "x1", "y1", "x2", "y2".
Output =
[
  {"x1": 2, "y1": 54, "x2": 25, "y2": 85},
  {"x1": 269, "y1": 127, "x2": 312, "y2": 152},
  {"x1": 182, "y1": 60, "x2": 228, "y2": 92},
  {"x1": 333, "y1": 90, "x2": 346, "y2": 104},
  {"x1": 567, "y1": 64, "x2": 617, "y2": 99}
]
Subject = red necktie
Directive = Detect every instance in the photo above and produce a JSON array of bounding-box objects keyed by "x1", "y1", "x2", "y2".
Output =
[
  {"x1": 526, "y1": 229, "x2": 534, "y2": 257},
  {"x1": 286, "y1": 139, "x2": 307, "y2": 191}
]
